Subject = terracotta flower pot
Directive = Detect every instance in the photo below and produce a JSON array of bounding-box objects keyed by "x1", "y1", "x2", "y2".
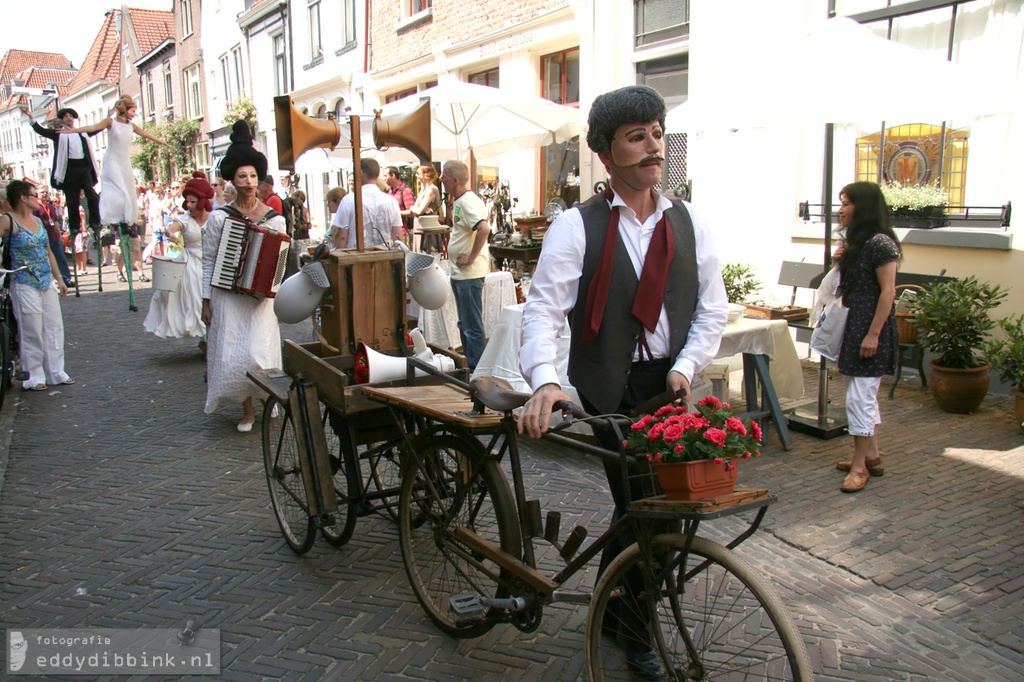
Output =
[
  {"x1": 654, "y1": 460, "x2": 738, "y2": 501},
  {"x1": 928, "y1": 360, "x2": 991, "y2": 414}
]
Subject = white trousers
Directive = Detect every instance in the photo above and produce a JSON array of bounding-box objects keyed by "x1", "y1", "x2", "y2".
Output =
[
  {"x1": 845, "y1": 375, "x2": 883, "y2": 437},
  {"x1": 10, "y1": 281, "x2": 69, "y2": 388}
]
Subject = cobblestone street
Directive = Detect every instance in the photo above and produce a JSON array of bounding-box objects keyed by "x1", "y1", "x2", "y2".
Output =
[{"x1": 2, "y1": 275, "x2": 1022, "y2": 680}]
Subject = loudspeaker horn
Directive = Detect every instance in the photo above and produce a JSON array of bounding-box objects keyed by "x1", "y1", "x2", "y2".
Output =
[
  {"x1": 354, "y1": 342, "x2": 455, "y2": 385},
  {"x1": 373, "y1": 97, "x2": 432, "y2": 164},
  {"x1": 274, "y1": 95, "x2": 342, "y2": 171}
]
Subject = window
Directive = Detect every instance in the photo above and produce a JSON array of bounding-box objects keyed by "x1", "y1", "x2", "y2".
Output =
[
  {"x1": 232, "y1": 46, "x2": 246, "y2": 98},
  {"x1": 220, "y1": 55, "x2": 232, "y2": 103},
  {"x1": 273, "y1": 34, "x2": 288, "y2": 96},
  {"x1": 468, "y1": 67, "x2": 499, "y2": 88},
  {"x1": 638, "y1": 54, "x2": 688, "y2": 192},
  {"x1": 163, "y1": 59, "x2": 173, "y2": 105},
  {"x1": 385, "y1": 87, "x2": 417, "y2": 104},
  {"x1": 341, "y1": 0, "x2": 356, "y2": 47},
  {"x1": 195, "y1": 141, "x2": 211, "y2": 170},
  {"x1": 181, "y1": 0, "x2": 193, "y2": 37},
  {"x1": 185, "y1": 64, "x2": 203, "y2": 118},
  {"x1": 404, "y1": 0, "x2": 432, "y2": 17},
  {"x1": 308, "y1": 1, "x2": 322, "y2": 61},
  {"x1": 540, "y1": 49, "x2": 580, "y2": 207},
  {"x1": 541, "y1": 48, "x2": 579, "y2": 105},
  {"x1": 635, "y1": 0, "x2": 690, "y2": 48},
  {"x1": 146, "y1": 71, "x2": 156, "y2": 112}
]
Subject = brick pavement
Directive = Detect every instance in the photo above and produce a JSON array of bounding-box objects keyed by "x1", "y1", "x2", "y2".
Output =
[{"x1": 1, "y1": 272, "x2": 1022, "y2": 680}]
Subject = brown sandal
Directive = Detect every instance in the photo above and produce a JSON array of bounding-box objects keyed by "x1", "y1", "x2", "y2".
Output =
[
  {"x1": 836, "y1": 458, "x2": 884, "y2": 476},
  {"x1": 840, "y1": 470, "x2": 870, "y2": 493}
]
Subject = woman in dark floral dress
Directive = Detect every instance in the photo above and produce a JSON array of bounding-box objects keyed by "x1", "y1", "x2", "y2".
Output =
[{"x1": 833, "y1": 181, "x2": 900, "y2": 493}]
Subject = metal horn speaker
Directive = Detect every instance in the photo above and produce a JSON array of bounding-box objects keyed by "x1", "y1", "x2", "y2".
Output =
[
  {"x1": 274, "y1": 95, "x2": 342, "y2": 171},
  {"x1": 373, "y1": 97, "x2": 432, "y2": 164}
]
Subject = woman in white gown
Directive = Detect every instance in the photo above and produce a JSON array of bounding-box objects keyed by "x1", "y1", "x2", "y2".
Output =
[
  {"x1": 59, "y1": 95, "x2": 170, "y2": 228},
  {"x1": 201, "y1": 121, "x2": 284, "y2": 432},
  {"x1": 144, "y1": 171, "x2": 211, "y2": 338}
]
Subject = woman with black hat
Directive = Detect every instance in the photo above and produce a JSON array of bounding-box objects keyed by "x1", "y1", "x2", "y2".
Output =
[{"x1": 200, "y1": 121, "x2": 286, "y2": 432}]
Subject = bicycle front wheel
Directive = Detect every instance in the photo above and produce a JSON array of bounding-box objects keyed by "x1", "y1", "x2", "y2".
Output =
[
  {"x1": 587, "y1": 535, "x2": 812, "y2": 681},
  {"x1": 261, "y1": 397, "x2": 316, "y2": 554},
  {"x1": 399, "y1": 432, "x2": 521, "y2": 638}
]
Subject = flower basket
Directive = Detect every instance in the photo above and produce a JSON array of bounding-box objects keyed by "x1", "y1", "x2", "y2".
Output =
[
  {"x1": 894, "y1": 284, "x2": 924, "y2": 344},
  {"x1": 626, "y1": 396, "x2": 762, "y2": 502},
  {"x1": 654, "y1": 459, "x2": 739, "y2": 501}
]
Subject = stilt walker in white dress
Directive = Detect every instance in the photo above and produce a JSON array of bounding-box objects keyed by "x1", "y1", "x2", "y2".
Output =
[
  {"x1": 201, "y1": 121, "x2": 285, "y2": 432},
  {"x1": 59, "y1": 95, "x2": 170, "y2": 308},
  {"x1": 144, "y1": 171, "x2": 210, "y2": 339}
]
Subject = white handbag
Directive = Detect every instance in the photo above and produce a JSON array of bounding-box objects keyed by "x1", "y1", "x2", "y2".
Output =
[{"x1": 809, "y1": 295, "x2": 848, "y2": 362}]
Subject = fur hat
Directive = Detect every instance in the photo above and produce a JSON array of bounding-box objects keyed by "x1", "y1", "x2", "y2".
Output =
[
  {"x1": 182, "y1": 171, "x2": 215, "y2": 212},
  {"x1": 219, "y1": 120, "x2": 267, "y2": 182},
  {"x1": 586, "y1": 86, "x2": 667, "y2": 156}
]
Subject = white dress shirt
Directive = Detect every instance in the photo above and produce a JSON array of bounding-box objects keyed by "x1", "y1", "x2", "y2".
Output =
[{"x1": 519, "y1": 191, "x2": 729, "y2": 393}]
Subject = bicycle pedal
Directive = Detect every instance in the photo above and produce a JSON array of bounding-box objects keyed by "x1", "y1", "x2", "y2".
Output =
[{"x1": 449, "y1": 594, "x2": 486, "y2": 626}]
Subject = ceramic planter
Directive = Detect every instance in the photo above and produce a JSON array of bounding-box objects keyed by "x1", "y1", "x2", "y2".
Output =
[
  {"x1": 928, "y1": 360, "x2": 991, "y2": 414},
  {"x1": 654, "y1": 460, "x2": 738, "y2": 501}
]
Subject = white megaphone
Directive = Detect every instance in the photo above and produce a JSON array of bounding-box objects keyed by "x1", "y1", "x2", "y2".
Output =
[
  {"x1": 274, "y1": 260, "x2": 330, "y2": 323},
  {"x1": 395, "y1": 240, "x2": 450, "y2": 310},
  {"x1": 353, "y1": 332, "x2": 456, "y2": 385}
]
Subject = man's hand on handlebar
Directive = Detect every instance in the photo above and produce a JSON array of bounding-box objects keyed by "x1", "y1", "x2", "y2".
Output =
[
  {"x1": 519, "y1": 383, "x2": 573, "y2": 439},
  {"x1": 667, "y1": 371, "x2": 692, "y2": 407}
]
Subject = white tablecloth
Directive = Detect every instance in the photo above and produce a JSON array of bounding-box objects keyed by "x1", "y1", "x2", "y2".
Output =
[
  {"x1": 413, "y1": 270, "x2": 517, "y2": 349},
  {"x1": 470, "y1": 306, "x2": 804, "y2": 401}
]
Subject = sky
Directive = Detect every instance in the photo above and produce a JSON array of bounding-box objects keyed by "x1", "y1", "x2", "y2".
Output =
[{"x1": 2, "y1": 0, "x2": 173, "y2": 70}]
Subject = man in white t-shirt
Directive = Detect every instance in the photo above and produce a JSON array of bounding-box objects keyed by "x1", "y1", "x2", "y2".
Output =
[
  {"x1": 331, "y1": 158, "x2": 403, "y2": 250},
  {"x1": 440, "y1": 160, "x2": 491, "y2": 371}
]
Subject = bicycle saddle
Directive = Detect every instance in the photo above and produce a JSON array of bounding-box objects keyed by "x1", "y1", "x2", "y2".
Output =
[{"x1": 469, "y1": 376, "x2": 532, "y2": 413}]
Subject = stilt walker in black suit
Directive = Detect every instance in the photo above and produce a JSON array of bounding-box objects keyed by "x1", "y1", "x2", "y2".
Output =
[{"x1": 32, "y1": 107, "x2": 101, "y2": 294}]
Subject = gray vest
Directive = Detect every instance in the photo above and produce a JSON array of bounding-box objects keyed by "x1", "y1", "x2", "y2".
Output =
[{"x1": 567, "y1": 193, "x2": 699, "y2": 413}]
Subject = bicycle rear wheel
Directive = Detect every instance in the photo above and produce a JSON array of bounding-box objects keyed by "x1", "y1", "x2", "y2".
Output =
[
  {"x1": 398, "y1": 432, "x2": 520, "y2": 638},
  {"x1": 587, "y1": 535, "x2": 812, "y2": 681},
  {"x1": 0, "y1": 321, "x2": 12, "y2": 411},
  {"x1": 261, "y1": 397, "x2": 316, "y2": 554},
  {"x1": 319, "y1": 406, "x2": 356, "y2": 546}
]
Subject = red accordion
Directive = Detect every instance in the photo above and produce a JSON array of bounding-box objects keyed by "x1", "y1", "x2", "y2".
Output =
[{"x1": 212, "y1": 215, "x2": 291, "y2": 299}]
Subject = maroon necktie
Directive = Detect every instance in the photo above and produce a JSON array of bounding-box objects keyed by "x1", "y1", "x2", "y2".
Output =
[{"x1": 582, "y1": 188, "x2": 675, "y2": 354}]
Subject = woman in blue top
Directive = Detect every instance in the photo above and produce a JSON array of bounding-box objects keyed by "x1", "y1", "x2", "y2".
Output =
[{"x1": 1, "y1": 180, "x2": 72, "y2": 391}]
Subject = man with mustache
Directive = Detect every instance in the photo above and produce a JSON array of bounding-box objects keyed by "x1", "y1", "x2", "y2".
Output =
[{"x1": 517, "y1": 85, "x2": 729, "y2": 681}]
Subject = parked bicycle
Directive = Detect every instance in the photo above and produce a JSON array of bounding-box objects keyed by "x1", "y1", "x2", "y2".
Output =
[
  {"x1": 0, "y1": 265, "x2": 32, "y2": 410},
  {"x1": 365, "y1": 376, "x2": 813, "y2": 681}
]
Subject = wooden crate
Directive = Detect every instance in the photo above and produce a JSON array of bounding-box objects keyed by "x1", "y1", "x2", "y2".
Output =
[
  {"x1": 281, "y1": 339, "x2": 468, "y2": 416},
  {"x1": 743, "y1": 304, "x2": 809, "y2": 322},
  {"x1": 319, "y1": 248, "x2": 407, "y2": 356}
]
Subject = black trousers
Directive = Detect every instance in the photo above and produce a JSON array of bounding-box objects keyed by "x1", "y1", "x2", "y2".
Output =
[
  {"x1": 60, "y1": 163, "x2": 100, "y2": 232},
  {"x1": 581, "y1": 357, "x2": 676, "y2": 653}
]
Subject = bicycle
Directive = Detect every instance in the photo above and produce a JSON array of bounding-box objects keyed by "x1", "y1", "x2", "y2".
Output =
[
  {"x1": 365, "y1": 377, "x2": 813, "y2": 681},
  {"x1": 0, "y1": 265, "x2": 33, "y2": 411}
]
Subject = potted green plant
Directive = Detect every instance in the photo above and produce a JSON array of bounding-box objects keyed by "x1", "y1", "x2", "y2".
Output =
[
  {"x1": 907, "y1": 276, "x2": 1007, "y2": 413},
  {"x1": 981, "y1": 314, "x2": 1024, "y2": 432},
  {"x1": 721, "y1": 262, "x2": 761, "y2": 322}
]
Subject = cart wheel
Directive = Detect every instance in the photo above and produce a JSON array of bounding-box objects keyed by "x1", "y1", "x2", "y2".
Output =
[
  {"x1": 368, "y1": 443, "x2": 404, "y2": 522},
  {"x1": 319, "y1": 404, "x2": 356, "y2": 546},
  {"x1": 261, "y1": 396, "x2": 316, "y2": 554}
]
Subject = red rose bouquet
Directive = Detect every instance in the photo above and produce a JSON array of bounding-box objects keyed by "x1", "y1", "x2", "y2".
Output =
[{"x1": 625, "y1": 395, "x2": 762, "y2": 470}]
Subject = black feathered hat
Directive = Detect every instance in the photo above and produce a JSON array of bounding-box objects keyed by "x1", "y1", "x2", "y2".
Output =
[{"x1": 219, "y1": 120, "x2": 267, "y2": 182}]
